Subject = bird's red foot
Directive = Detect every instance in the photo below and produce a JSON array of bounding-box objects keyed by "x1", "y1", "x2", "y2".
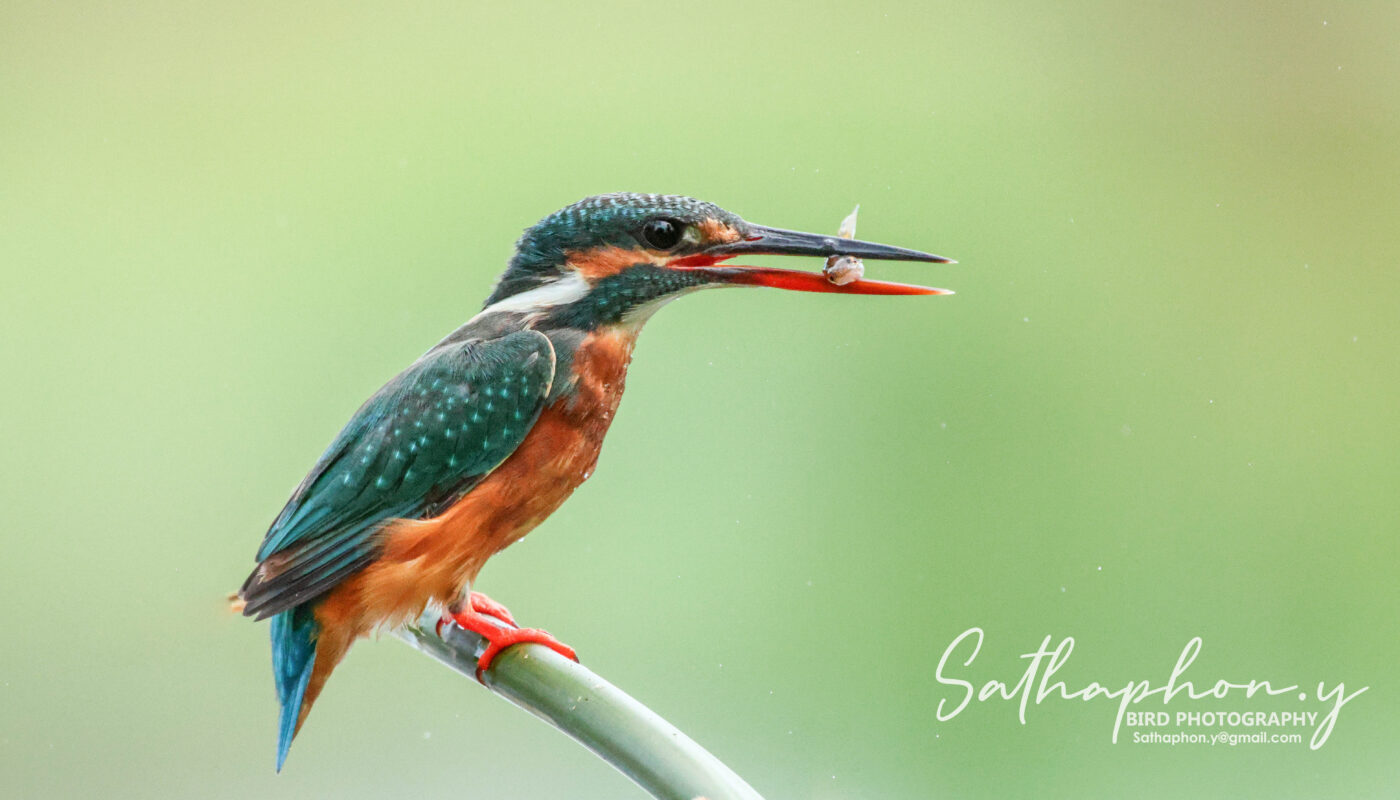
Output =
[
  {"x1": 465, "y1": 591, "x2": 517, "y2": 627},
  {"x1": 437, "y1": 592, "x2": 577, "y2": 682}
]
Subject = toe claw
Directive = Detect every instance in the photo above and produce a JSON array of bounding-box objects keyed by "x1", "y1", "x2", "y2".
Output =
[
  {"x1": 468, "y1": 591, "x2": 518, "y2": 627},
  {"x1": 475, "y1": 627, "x2": 578, "y2": 677}
]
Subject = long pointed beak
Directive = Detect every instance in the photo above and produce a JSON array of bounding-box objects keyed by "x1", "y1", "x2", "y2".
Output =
[
  {"x1": 676, "y1": 224, "x2": 955, "y2": 296},
  {"x1": 710, "y1": 225, "x2": 952, "y2": 263}
]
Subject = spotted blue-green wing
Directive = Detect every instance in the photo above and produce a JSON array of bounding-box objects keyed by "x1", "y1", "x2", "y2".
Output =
[{"x1": 239, "y1": 330, "x2": 555, "y2": 619}]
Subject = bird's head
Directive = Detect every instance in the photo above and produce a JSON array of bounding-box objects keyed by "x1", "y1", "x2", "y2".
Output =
[{"x1": 484, "y1": 192, "x2": 952, "y2": 330}]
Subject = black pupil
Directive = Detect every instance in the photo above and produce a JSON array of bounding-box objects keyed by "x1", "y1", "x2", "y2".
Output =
[{"x1": 642, "y1": 219, "x2": 682, "y2": 249}]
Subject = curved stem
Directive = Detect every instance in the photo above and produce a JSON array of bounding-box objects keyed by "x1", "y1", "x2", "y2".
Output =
[{"x1": 397, "y1": 610, "x2": 766, "y2": 800}]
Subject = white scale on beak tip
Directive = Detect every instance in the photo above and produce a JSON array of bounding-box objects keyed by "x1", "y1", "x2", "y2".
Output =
[{"x1": 823, "y1": 204, "x2": 864, "y2": 286}]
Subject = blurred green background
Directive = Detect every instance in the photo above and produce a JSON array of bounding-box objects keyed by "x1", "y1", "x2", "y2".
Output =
[{"x1": 2, "y1": 1, "x2": 1396, "y2": 797}]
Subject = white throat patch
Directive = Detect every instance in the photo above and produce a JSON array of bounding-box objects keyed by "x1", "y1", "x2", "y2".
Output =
[{"x1": 477, "y1": 271, "x2": 590, "y2": 317}]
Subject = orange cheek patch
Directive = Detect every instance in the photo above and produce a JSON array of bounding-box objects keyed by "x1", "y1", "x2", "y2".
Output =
[
  {"x1": 698, "y1": 218, "x2": 741, "y2": 244},
  {"x1": 566, "y1": 245, "x2": 662, "y2": 280}
]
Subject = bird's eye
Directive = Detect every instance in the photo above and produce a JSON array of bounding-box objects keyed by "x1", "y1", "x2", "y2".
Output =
[{"x1": 641, "y1": 218, "x2": 683, "y2": 250}]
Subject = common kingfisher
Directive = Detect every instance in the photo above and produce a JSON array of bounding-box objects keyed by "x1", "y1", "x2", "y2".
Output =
[{"x1": 237, "y1": 193, "x2": 951, "y2": 769}]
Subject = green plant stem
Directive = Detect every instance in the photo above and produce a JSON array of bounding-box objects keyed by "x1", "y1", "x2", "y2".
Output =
[{"x1": 398, "y1": 610, "x2": 766, "y2": 800}]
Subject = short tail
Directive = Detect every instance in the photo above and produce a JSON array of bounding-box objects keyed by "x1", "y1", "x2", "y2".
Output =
[{"x1": 270, "y1": 607, "x2": 319, "y2": 772}]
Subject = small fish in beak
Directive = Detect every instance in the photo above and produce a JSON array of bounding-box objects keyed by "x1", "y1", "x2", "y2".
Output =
[{"x1": 823, "y1": 205, "x2": 865, "y2": 286}]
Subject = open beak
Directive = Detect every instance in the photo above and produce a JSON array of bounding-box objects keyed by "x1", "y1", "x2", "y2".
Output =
[{"x1": 674, "y1": 224, "x2": 954, "y2": 296}]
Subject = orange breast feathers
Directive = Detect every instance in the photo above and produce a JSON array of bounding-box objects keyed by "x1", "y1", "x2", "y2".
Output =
[{"x1": 314, "y1": 327, "x2": 639, "y2": 637}]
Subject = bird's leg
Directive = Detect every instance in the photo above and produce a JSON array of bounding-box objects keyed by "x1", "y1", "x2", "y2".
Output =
[{"x1": 437, "y1": 591, "x2": 578, "y2": 682}]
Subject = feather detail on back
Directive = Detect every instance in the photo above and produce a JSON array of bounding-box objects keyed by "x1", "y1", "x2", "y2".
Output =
[{"x1": 239, "y1": 330, "x2": 556, "y2": 619}]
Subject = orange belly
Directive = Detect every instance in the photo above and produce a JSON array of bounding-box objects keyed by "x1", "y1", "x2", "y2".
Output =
[{"x1": 314, "y1": 326, "x2": 637, "y2": 638}]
